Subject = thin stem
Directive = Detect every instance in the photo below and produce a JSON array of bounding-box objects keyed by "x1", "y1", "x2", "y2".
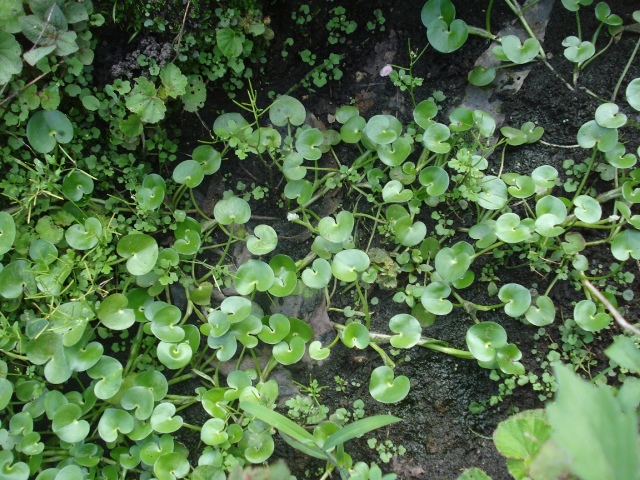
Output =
[
  {"x1": 612, "y1": 37, "x2": 640, "y2": 103},
  {"x1": 583, "y1": 279, "x2": 640, "y2": 336}
]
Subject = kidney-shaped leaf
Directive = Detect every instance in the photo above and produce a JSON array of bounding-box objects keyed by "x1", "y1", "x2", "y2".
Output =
[
  {"x1": 369, "y1": 366, "x2": 410, "y2": 403},
  {"x1": 117, "y1": 233, "x2": 158, "y2": 276},
  {"x1": 465, "y1": 322, "x2": 507, "y2": 362},
  {"x1": 27, "y1": 109, "x2": 74, "y2": 153}
]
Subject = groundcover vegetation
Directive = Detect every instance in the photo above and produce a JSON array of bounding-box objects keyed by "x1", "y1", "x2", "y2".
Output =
[{"x1": 1, "y1": 0, "x2": 640, "y2": 478}]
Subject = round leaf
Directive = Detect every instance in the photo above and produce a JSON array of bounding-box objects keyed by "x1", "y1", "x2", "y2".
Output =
[
  {"x1": 427, "y1": 18, "x2": 469, "y2": 53},
  {"x1": 573, "y1": 195, "x2": 601, "y2": 223},
  {"x1": 27, "y1": 109, "x2": 74, "y2": 153},
  {"x1": 369, "y1": 366, "x2": 410, "y2": 403},
  {"x1": 465, "y1": 322, "x2": 507, "y2": 362},
  {"x1": 117, "y1": 233, "x2": 158, "y2": 276},
  {"x1": 234, "y1": 259, "x2": 275, "y2": 295},
  {"x1": 213, "y1": 196, "x2": 251, "y2": 225},
  {"x1": 421, "y1": 281, "x2": 452, "y2": 315},
  {"x1": 173, "y1": 160, "x2": 205, "y2": 188},
  {"x1": 523, "y1": 294, "x2": 556, "y2": 327},
  {"x1": 247, "y1": 224, "x2": 278, "y2": 255},
  {"x1": 626, "y1": 78, "x2": 640, "y2": 112},
  {"x1": 302, "y1": 258, "x2": 332, "y2": 289},
  {"x1": 574, "y1": 299, "x2": 611, "y2": 332},
  {"x1": 332, "y1": 249, "x2": 370, "y2": 282},
  {"x1": 501, "y1": 35, "x2": 540, "y2": 64},
  {"x1": 270, "y1": 95, "x2": 306, "y2": 126},
  {"x1": 341, "y1": 322, "x2": 370, "y2": 349},
  {"x1": 389, "y1": 314, "x2": 422, "y2": 349},
  {"x1": 0, "y1": 211, "x2": 16, "y2": 256},
  {"x1": 98, "y1": 293, "x2": 136, "y2": 330},
  {"x1": 498, "y1": 283, "x2": 531, "y2": 318}
]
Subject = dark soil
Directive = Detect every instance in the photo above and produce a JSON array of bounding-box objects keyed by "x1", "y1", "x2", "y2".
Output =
[{"x1": 98, "y1": 0, "x2": 640, "y2": 478}]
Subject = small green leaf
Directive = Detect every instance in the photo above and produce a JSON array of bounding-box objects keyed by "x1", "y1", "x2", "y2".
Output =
[
  {"x1": 216, "y1": 27, "x2": 243, "y2": 58},
  {"x1": 341, "y1": 322, "x2": 370, "y2": 349},
  {"x1": 498, "y1": 283, "x2": 531, "y2": 318},
  {"x1": 318, "y1": 211, "x2": 354, "y2": 243},
  {"x1": 465, "y1": 322, "x2": 507, "y2": 362},
  {"x1": 573, "y1": 299, "x2": 610, "y2": 332},
  {"x1": 27, "y1": 109, "x2": 74, "y2": 153},
  {"x1": 594, "y1": 103, "x2": 626, "y2": 129},
  {"x1": 0, "y1": 32, "x2": 22, "y2": 85},
  {"x1": 213, "y1": 196, "x2": 251, "y2": 225},
  {"x1": 421, "y1": 281, "x2": 453, "y2": 315},
  {"x1": 151, "y1": 403, "x2": 183, "y2": 433},
  {"x1": 562, "y1": 36, "x2": 595, "y2": 63},
  {"x1": 427, "y1": 18, "x2": 469, "y2": 53},
  {"x1": 493, "y1": 410, "x2": 551, "y2": 459},
  {"x1": 627, "y1": 78, "x2": 640, "y2": 112},
  {"x1": 270, "y1": 95, "x2": 306, "y2": 126},
  {"x1": 117, "y1": 233, "x2": 159, "y2": 276},
  {"x1": 98, "y1": 408, "x2": 134, "y2": 442},
  {"x1": 126, "y1": 77, "x2": 166, "y2": 123},
  {"x1": 302, "y1": 258, "x2": 332, "y2": 289},
  {"x1": 65, "y1": 217, "x2": 102, "y2": 250},
  {"x1": 611, "y1": 229, "x2": 640, "y2": 261},
  {"x1": 577, "y1": 120, "x2": 618, "y2": 152},
  {"x1": 501, "y1": 35, "x2": 540, "y2": 64},
  {"x1": 234, "y1": 259, "x2": 275, "y2": 295},
  {"x1": 173, "y1": 160, "x2": 204, "y2": 188},
  {"x1": 524, "y1": 295, "x2": 556, "y2": 326},
  {"x1": 389, "y1": 314, "x2": 422, "y2": 349},
  {"x1": 332, "y1": 249, "x2": 370, "y2": 282},
  {"x1": 0, "y1": 211, "x2": 16, "y2": 256},
  {"x1": 468, "y1": 66, "x2": 496, "y2": 86},
  {"x1": 159, "y1": 63, "x2": 187, "y2": 98},
  {"x1": 98, "y1": 293, "x2": 136, "y2": 330},
  {"x1": 369, "y1": 366, "x2": 410, "y2": 403},
  {"x1": 573, "y1": 195, "x2": 601, "y2": 223}
]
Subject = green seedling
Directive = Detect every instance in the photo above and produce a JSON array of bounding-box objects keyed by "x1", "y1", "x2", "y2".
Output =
[
  {"x1": 498, "y1": 283, "x2": 531, "y2": 318},
  {"x1": 364, "y1": 115, "x2": 402, "y2": 145},
  {"x1": 494, "y1": 35, "x2": 540, "y2": 64},
  {"x1": 318, "y1": 211, "x2": 355, "y2": 243},
  {"x1": 377, "y1": 137, "x2": 412, "y2": 167},
  {"x1": 422, "y1": 123, "x2": 451, "y2": 154},
  {"x1": 247, "y1": 224, "x2": 278, "y2": 255},
  {"x1": 234, "y1": 259, "x2": 275, "y2": 295},
  {"x1": 213, "y1": 195, "x2": 251, "y2": 225},
  {"x1": 413, "y1": 99, "x2": 438, "y2": 129},
  {"x1": 136, "y1": 173, "x2": 166, "y2": 211},
  {"x1": 524, "y1": 296, "x2": 556, "y2": 326},
  {"x1": 341, "y1": 322, "x2": 370, "y2": 349},
  {"x1": 610, "y1": 229, "x2": 640, "y2": 261},
  {"x1": 389, "y1": 314, "x2": 422, "y2": 349},
  {"x1": 421, "y1": 281, "x2": 453, "y2": 315},
  {"x1": 268, "y1": 254, "x2": 298, "y2": 297},
  {"x1": 295, "y1": 128, "x2": 324, "y2": 160},
  {"x1": 465, "y1": 322, "x2": 507, "y2": 363},
  {"x1": 573, "y1": 299, "x2": 611, "y2": 332},
  {"x1": 577, "y1": 120, "x2": 618, "y2": 152},
  {"x1": 26, "y1": 109, "x2": 74, "y2": 153},
  {"x1": 62, "y1": 170, "x2": 94, "y2": 202},
  {"x1": 422, "y1": 0, "x2": 468, "y2": 53},
  {"x1": 434, "y1": 241, "x2": 473, "y2": 283},
  {"x1": 369, "y1": 366, "x2": 410, "y2": 403},
  {"x1": 302, "y1": 258, "x2": 333, "y2": 289},
  {"x1": 332, "y1": 249, "x2": 370, "y2": 282},
  {"x1": 117, "y1": 233, "x2": 159, "y2": 276},
  {"x1": 270, "y1": 95, "x2": 306, "y2": 126}
]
